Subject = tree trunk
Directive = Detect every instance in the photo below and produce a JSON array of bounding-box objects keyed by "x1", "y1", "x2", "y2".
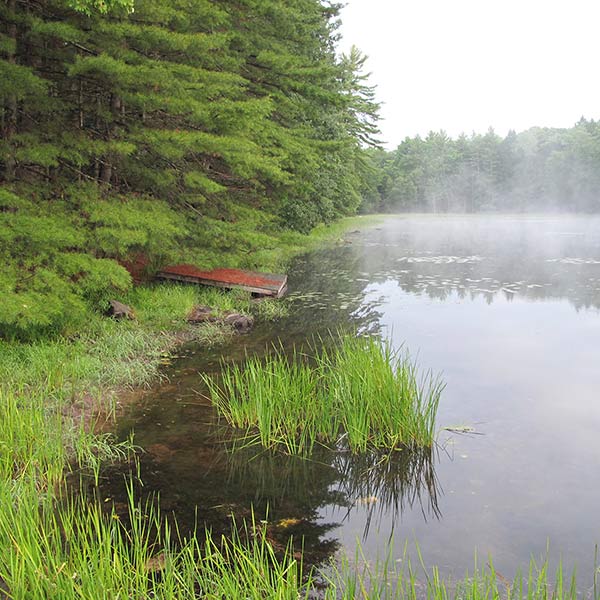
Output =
[
  {"x1": 99, "y1": 94, "x2": 122, "y2": 185},
  {"x1": 3, "y1": 0, "x2": 18, "y2": 181}
]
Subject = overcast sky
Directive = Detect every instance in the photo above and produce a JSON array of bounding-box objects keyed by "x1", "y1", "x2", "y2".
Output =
[{"x1": 339, "y1": 0, "x2": 600, "y2": 148}]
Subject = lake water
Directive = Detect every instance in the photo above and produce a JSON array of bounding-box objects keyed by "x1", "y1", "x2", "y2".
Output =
[{"x1": 105, "y1": 215, "x2": 600, "y2": 586}]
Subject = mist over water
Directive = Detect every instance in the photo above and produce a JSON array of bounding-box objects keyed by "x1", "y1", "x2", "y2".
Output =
[
  {"x1": 106, "y1": 214, "x2": 600, "y2": 584},
  {"x1": 366, "y1": 122, "x2": 600, "y2": 216}
]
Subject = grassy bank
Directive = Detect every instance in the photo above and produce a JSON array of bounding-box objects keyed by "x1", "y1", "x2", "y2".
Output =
[
  {"x1": 1, "y1": 214, "x2": 380, "y2": 400},
  {"x1": 204, "y1": 334, "x2": 443, "y2": 455},
  {"x1": 0, "y1": 284, "x2": 278, "y2": 442},
  {"x1": 0, "y1": 215, "x2": 380, "y2": 596},
  {"x1": 0, "y1": 216, "x2": 381, "y2": 492}
]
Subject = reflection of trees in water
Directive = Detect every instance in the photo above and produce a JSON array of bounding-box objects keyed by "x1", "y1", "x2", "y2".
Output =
[
  {"x1": 352, "y1": 219, "x2": 600, "y2": 311},
  {"x1": 280, "y1": 224, "x2": 600, "y2": 340},
  {"x1": 332, "y1": 448, "x2": 440, "y2": 539},
  {"x1": 221, "y1": 444, "x2": 343, "y2": 562},
  {"x1": 224, "y1": 442, "x2": 342, "y2": 505},
  {"x1": 94, "y1": 427, "x2": 344, "y2": 564},
  {"x1": 85, "y1": 432, "x2": 441, "y2": 573},
  {"x1": 223, "y1": 443, "x2": 441, "y2": 550},
  {"x1": 284, "y1": 247, "x2": 385, "y2": 337},
  {"x1": 385, "y1": 259, "x2": 600, "y2": 309}
]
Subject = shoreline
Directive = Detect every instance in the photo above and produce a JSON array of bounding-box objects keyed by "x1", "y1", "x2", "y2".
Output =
[
  {"x1": 1, "y1": 214, "x2": 382, "y2": 457},
  {"x1": 1, "y1": 212, "x2": 596, "y2": 598}
]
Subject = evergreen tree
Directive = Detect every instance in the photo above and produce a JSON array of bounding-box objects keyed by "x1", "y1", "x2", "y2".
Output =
[
  {"x1": 373, "y1": 122, "x2": 600, "y2": 215},
  {"x1": 0, "y1": 0, "x2": 381, "y2": 339}
]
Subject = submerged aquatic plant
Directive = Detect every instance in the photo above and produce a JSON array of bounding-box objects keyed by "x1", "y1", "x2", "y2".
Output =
[{"x1": 202, "y1": 334, "x2": 444, "y2": 455}]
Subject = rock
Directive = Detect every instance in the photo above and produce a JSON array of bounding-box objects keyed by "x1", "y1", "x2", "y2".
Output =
[
  {"x1": 188, "y1": 305, "x2": 253, "y2": 332},
  {"x1": 187, "y1": 305, "x2": 218, "y2": 323},
  {"x1": 108, "y1": 300, "x2": 135, "y2": 320},
  {"x1": 223, "y1": 312, "x2": 254, "y2": 332},
  {"x1": 146, "y1": 443, "x2": 176, "y2": 463}
]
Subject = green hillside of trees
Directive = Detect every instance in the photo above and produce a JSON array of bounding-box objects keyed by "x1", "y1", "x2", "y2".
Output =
[
  {"x1": 0, "y1": 0, "x2": 379, "y2": 339},
  {"x1": 364, "y1": 119, "x2": 600, "y2": 213}
]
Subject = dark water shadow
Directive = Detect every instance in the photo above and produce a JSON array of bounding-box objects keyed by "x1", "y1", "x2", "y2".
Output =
[{"x1": 87, "y1": 422, "x2": 441, "y2": 568}]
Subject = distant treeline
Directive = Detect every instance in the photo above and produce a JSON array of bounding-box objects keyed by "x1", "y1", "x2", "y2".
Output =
[
  {"x1": 362, "y1": 119, "x2": 600, "y2": 213},
  {"x1": 0, "y1": 0, "x2": 379, "y2": 339}
]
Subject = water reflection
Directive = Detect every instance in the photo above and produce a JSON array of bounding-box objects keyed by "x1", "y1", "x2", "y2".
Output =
[
  {"x1": 287, "y1": 215, "x2": 600, "y2": 316},
  {"x1": 99, "y1": 410, "x2": 441, "y2": 565},
  {"x1": 331, "y1": 448, "x2": 441, "y2": 539},
  {"x1": 102, "y1": 215, "x2": 600, "y2": 580}
]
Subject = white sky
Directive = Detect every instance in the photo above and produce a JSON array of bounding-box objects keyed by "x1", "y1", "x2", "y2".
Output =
[{"x1": 339, "y1": 0, "x2": 600, "y2": 148}]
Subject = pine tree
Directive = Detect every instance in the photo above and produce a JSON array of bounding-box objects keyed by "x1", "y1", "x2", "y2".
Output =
[{"x1": 0, "y1": 0, "x2": 382, "y2": 339}]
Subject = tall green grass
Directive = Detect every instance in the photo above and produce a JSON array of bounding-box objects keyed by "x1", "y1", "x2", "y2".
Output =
[
  {"x1": 0, "y1": 283, "x2": 286, "y2": 406},
  {"x1": 0, "y1": 477, "x2": 310, "y2": 599},
  {"x1": 326, "y1": 543, "x2": 588, "y2": 600},
  {"x1": 203, "y1": 334, "x2": 443, "y2": 455},
  {"x1": 0, "y1": 388, "x2": 65, "y2": 491},
  {"x1": 0, "y1": 382, "x2": 306, "y2": 598},
  {"x1": 0, "y1": 473, "x2": 591, "y2": 600}
]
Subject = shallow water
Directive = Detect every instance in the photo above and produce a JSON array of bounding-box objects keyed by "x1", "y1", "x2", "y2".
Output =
[{"x1": 106, "y1": 215, "x2": 600, "y2": 584}]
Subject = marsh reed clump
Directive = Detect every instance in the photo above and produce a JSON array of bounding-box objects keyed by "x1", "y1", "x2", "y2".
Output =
[{"x1": 203, "y1": 334, "x2": 443, "y2": 455}]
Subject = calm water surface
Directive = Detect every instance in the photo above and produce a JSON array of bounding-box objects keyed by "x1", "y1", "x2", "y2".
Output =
[{"x1": 107, "y1": 215, "x2": 600, "y2": 583}]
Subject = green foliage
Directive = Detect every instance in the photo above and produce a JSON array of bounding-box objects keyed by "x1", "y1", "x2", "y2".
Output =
[
  {"x1": 0, "y1": 177, "x2": 374, "y2": 340},
  {"x1": 66, "y1": 0, "x2": 134, "y2": 15},
  {"x1": 55, "y1": 254, "x2": 132, "y2": 305},
  {"x1": 183, "y1": 171, "x2": 226, "y2": 194},
  {"x1": 1, "y1": 0, "x2": 379, "y2": 209},
  {"x1": 203, "y1": 333, "x2": 443, "y2": 455},
  {"x1": 0, "y1": 61, "x2": 48, "y2": 102},
  {"x1": 0, "y1": 32, "x2": 16, "y2": 56},
  {"x1": 0, "y1": 0, "x2": 381, "y2": 339},
  {"x1": 0, "y1": 187, "x2": 194, "y2": 339},
  {"x1": 371, "y1": 119, "x2": 600, "y2": 213},
  {"x1": 81, "y1": 193, "x2": 184, "y2": 259}
]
